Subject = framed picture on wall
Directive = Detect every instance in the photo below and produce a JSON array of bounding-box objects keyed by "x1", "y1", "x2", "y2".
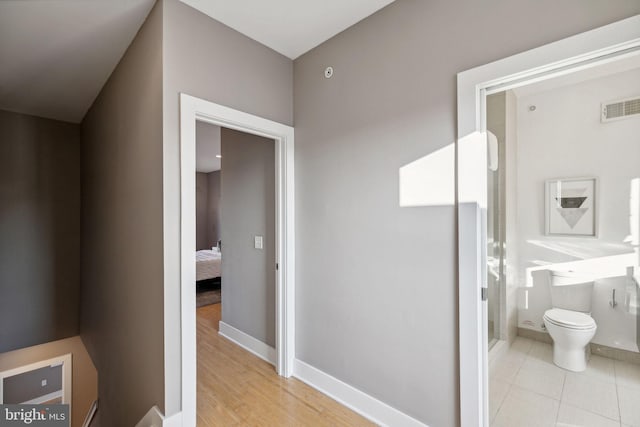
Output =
[{"x1": 545, "y1": 177, "x2": 598, "y2": 237}]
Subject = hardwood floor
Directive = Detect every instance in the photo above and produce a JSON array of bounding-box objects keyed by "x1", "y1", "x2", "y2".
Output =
[{"x1": 197, "y1": 304, "x2": 374, "y2": 427}]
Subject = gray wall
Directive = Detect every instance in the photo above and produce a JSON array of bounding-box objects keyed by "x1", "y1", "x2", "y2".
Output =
[
  {"x1": 196, "y1": 172, "x2": 209, "y2": 250},
  {"x1": 293, "y1": 1, "x2": 640, "y2": 425},
  {"x1": 207, "y1": 171, "x2": 221, "y2": 246},
  {"x1": 0, "y1": 110, "x2": 80, "y2": 353},
  {"x1": 220, "y1": 128, "x2": 276, "y2": 347},
  {"x1": 79, "y1": 2, "x2": 164, "y2": 426},
  {"x1": 161, "y1": 0, "x2": 293, "y2": 414},
  {"x1": 195, "y1": 170, "x2": 221, "y2": 250}
]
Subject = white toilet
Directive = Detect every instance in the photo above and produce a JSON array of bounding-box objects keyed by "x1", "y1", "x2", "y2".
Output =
[{"x1": 543, "y1": 270, "x2": 597, "y2": 372}]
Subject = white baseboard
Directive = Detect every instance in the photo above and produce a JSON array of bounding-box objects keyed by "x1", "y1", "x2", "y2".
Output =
[
  {"x1": 218, "y1": 321, "x2": 276, "y2": 366},
  {"x1": 293, "y1": 359, "x2": 428, "y2": 427},
  {"x1": 81, "y1": 400, "x2": 98, "y2": 427},
  {"x1": 148, "y1": 356, "x2": 425, "y2": 427}
]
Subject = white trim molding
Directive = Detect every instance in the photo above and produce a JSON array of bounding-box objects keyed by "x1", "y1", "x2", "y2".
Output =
[
  {"x1": 219, "y1": 322, "x2": 277, "y2": 365},
  {"x1": 179, "y1": 93, "x2": 295, "y2": 427},
  {"x1": 293, "y1": 359, "x2": 428, "y2": 427},
  {"x1": 456, "y1": 14, "x2": 640, "y2": 427},
  {"x1": 81, "y1": 400, "x2": 98, "y2": 427}
]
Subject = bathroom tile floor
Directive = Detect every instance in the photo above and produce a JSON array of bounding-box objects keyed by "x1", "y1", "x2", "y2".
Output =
[{"x1": 490, "y1": 337, "x2": 640, "y2": 427}]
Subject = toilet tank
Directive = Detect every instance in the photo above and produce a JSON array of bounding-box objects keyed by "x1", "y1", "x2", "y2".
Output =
[{"x1": 549, "y1": 270, "x2": 595, "y2": 312}]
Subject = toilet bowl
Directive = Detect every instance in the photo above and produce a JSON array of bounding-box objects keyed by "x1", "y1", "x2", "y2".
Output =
[
  {"x1": 544, "y1": 270, "x2": 597, "y2": 372},
  {"x1": 543, "y1": 308, "x2": 596, "y2": 371}
]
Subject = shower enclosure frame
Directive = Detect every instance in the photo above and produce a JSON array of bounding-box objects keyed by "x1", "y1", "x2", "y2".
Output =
[{"x1": 456, "y1": 15, "x2": 640, "y2": 427}]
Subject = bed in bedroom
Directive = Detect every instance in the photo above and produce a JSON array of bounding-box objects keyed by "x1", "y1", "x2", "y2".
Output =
[
  {"x1": 196, "y1": 249, "x2": 221, "y2": 306},
  {"x1": 196, "y1": 248, "x2": 222, "y2": 282}
]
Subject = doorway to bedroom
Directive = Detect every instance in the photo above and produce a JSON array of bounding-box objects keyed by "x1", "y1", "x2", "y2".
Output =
[
  {"x1": 179, "y1": 94, "x2": 295, "y2": 425},
  {"x1": 194, "y1": 120, "x2": 279, "y2": 423},
  {"x1": 195, "y1": 121, "x2": 223, "y2": 309}
]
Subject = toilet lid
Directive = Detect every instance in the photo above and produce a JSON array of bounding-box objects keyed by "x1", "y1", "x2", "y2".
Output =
[{"x1": 544, "y1": 308, "x2": 596, "y2": 330}]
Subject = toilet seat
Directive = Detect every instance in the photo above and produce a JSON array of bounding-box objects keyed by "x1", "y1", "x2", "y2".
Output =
[{"x1": 543, "y1": 308, "x2": 596, "y2": 330}]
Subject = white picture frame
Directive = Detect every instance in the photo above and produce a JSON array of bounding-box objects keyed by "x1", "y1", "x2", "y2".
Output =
[{"x1": 545, "y1": 177, "x2": 598, "y2": 237}]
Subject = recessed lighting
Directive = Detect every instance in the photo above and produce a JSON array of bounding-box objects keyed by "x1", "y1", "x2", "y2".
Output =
[{"x1": 216, "y1": 155, "x2": 222, "y2": 158}]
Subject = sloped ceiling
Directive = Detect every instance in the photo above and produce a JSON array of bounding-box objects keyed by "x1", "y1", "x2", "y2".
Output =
[{"x1": 0, "y1": 0, "x2": 155, "y2": 123}]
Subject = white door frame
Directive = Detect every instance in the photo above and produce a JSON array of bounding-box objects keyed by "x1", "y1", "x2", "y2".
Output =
[
  {"x1": 179, "y1": 93, "x2": 295, "y2": 427},
  {"x1": 456, "y1": 15, "x2": 640, "y2": 427}
]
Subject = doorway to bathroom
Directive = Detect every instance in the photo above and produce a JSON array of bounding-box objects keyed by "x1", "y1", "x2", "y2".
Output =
[
  {"x1": 483, "y1": 57, "x2": 640, "y2": 424},
  {"x1": 457, "y1": 15, "x2": 640, "y2": 427}
]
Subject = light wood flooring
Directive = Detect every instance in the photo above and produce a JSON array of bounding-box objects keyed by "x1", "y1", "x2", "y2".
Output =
[{"x1": 197, "y1": 303, "x2": 374, "y2": 427}]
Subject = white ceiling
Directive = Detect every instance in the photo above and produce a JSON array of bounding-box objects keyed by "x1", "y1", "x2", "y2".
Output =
[
  {"x1": 513, "y1": 53, "x2": 640, "y2": 98},
  {"x1": 196, "y1": 121, "x2": 221, "y2": 173},
  {"x1": 179, "y1": 0, "x2": 396, "y2": 59},
  {"x1": 0, "y1": 0, "x2": 155, "y2": 123}
]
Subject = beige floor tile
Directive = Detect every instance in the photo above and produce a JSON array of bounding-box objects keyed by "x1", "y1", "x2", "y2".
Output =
[
  {"x1": 514, "y1": 358, "x2": 566, "y2": 399},
  {"x1": 493, "y1": 385, "x2": 560, "y2": 427},
  {"x1": 528, "y1": 341, "x2": 555, "y2": 366},
  {"x1": 562, "y1": 373, "x2": 619, "y2": 421},
  {"x1": 556, "y1": 403, "x2": 620, "y2": 427},
  {"x1": 511, "y1": 337, "x2": 535, "y2": 356},
  {"x1": 618, "y1": 385, "x2": 640, "y2": 427},
  {"x1": 615, "y1": 361, "x2": 640, "y2": 391},
  {"x1": 490, "y1": 352, "x2": 526, "y2": 383},
  {"x1": 582, "y1": 355, "x2": 616, "y2": 384},
  {"x1": 489, "y1": 378, "x2": 511, "y2": 423}
]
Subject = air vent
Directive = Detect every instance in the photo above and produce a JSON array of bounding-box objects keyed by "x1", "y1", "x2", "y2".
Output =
[{"x1": 601, "y1": 96, "x2": 640, "y2": 122}]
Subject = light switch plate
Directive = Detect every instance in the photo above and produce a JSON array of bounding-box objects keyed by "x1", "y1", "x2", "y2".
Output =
[
  {"x1": 254, "y1": 236, "x2": 263, "y2": 249},
  {"x1": 41, "y1": 379, "x2": 47, "y2": 387}
]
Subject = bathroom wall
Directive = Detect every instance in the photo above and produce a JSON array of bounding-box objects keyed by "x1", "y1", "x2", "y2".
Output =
[
  {"x1": 486, "y1": 91, "x2": 519, "y2": 345},
  {"x1": 504, "y1": 90, "x2": 519, "y2": 344},
  {"x1": 515, "y1": 68, "x2": 640, "y2": 351},
  {"x1": 486, "y1": 93, "x2": 504, "y2": 336},
  {"x1": 520, "y1": 255, "x2": 637, "y2": 351}
]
